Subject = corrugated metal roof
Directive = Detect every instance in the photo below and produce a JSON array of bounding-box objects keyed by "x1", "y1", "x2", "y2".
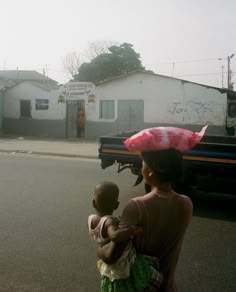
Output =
[
  {"x1": 2, "y1": 81, "x2": 59, "y2": 92},
  {"x1": 0, "y1": 76, "x2": 16, "y2": 88},
  {"x1": 30, "y1": 81, "x2": 59, "y2": 91},
  {"x1": 96, "y1": 70, "x2": 235, "y2": 93},
  {"x1": 0, "y1": 70, "x2": 58, "y2": 85}
]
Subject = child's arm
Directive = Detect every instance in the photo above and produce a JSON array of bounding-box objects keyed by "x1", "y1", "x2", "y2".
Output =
[
  {"x1": 98, "y1": 240, "x2": 128, "y2": 265},
  {"x1": 104, "y1": 217, "x2": 142, "y2": 243},
  {"x1": 98, "y1": 218, "x2": 142, "y2": 264},
  {"x1": 107, "y1": 223, "x2": 141, "y2": 243}
]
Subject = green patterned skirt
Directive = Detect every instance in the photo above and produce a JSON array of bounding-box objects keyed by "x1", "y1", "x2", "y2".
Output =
[{"x1": 100, "y1": 254, "x2": 162, "y2": 292}]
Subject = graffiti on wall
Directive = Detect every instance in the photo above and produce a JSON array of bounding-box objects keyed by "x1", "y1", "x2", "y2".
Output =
[{"x1": 167, "y1": 101, "x2": 224, "y2": 124}]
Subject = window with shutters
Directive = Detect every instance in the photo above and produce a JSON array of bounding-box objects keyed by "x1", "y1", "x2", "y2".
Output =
[{"x1": 99, "y1": 100, "x2": 114, "y2": 119}]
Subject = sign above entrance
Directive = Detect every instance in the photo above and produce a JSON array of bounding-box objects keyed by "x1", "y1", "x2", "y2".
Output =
[{"x1": 64, "y1": 82, "x2": 95, "y2": 100}]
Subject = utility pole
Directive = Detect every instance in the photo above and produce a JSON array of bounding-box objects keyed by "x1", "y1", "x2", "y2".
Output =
[
  {"x1": 172, "y1": 62, "x2": 175, "y2": 77},
  {"x1": 227, "y1": 53, "x2": 234, "y2": 90},
  {"x1": 221, "y1": 65, "x2": 224, "y2": 88},
  {"x1": 219, "y1": 54, "x2": 235, "y2": 90}
]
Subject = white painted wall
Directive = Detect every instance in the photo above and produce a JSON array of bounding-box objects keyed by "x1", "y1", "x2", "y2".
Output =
[
  {"x1": 3, "y1": 82, "x2": 66, "y2": 119},
  {"x1": 93, "y1": 72, "x2": 227, "y2": 126}
]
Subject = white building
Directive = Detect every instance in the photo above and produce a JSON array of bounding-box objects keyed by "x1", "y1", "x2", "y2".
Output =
[
  {"x1": 85, "y1": 70, "x2": 236, "y2": 139},
  {"x1": 0, "y1": 70, "x2": 57, "y2": 133},
  {"x1": 3, "y1": 81, "x2": 66, "y2": 137},
  {"x1": 2, "y1": 70, "x2": 236, "y2": 139},
  {"x1": 2, "y1": 78, "x2": 96, "y2": 138}
]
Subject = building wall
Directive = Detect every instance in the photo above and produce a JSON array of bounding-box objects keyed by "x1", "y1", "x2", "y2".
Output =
[
  {"x1": 85, "y1": 72, "x2": 228, "y2": 139},
  {"x1": 3, "y1": 118, "x2": 66, "y2": 137},
  {"x1": 2, "y1": 76, "x2": 229, "y2": 140},
  {"x1": 3, "y1": 82, "x2": 66, "y2": 138},
  {"x1": 0, "y1": 91, "x2": 3, "y2": 130}
]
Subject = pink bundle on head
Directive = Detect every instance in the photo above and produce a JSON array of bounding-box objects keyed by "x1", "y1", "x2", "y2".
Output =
[{"x1": 124, "y1": 125, "x2": 208, "y2": 152}]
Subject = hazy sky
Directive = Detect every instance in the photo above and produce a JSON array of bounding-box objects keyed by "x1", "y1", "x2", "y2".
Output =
[{"x1": 1, "y1": 0, "x2": 236, "y2": 88}]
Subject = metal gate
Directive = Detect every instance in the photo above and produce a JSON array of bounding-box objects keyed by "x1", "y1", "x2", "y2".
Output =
[
  {"x1": 66, "y1": 101, "x2": 78, "y2": 138},
  {"x1": 66, "y1": 100, "x2": 85, "y2": 138},
  {"x1": 117, "y1": 100, "x2": 144, "y2": 133}
]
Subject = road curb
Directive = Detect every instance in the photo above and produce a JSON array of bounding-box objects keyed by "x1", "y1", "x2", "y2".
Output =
[{"x1": 0, "y1": 149, "x2": 98, "y2": 159}]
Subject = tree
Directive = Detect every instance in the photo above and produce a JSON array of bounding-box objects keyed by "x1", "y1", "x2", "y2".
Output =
[
  {"x1": 74, "y1": 43, "x2": 145, "y2": 83},
  {"x1": 83, "y1": 40, "x2": 119, "y2": 61},
  {"x1": 63, "y1": 52, "x2": 81, "y2": 78},
  {"x1": 63, "y1": 40, "x2": 118, "y2": 78}
]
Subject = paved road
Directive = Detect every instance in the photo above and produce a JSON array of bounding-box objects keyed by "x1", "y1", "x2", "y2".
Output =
[{"x1": 0, "y1": 153, "x2": 235, "y2": 292}]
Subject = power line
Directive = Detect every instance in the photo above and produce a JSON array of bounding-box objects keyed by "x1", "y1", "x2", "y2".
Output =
[
  {"x1": 0, "y1": 67, "x2": 233, "y2": 77},
  {"x1": 175, "y1": 71, "x2": 235, "y2": 78},
  {"x1": 147, "y1": 57, "x2": 222, "y2": 66},
  {"x1": 1, "y1": 56, "x2": 234, "y2": 73},
  {"x1": 0, "y1": 66, "x2": 67, "y2": 73}
]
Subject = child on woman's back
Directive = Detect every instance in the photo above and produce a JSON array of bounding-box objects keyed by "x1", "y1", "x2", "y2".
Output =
[{"x1": 88, "y1": 181, "x2": 162, "y2": 292}]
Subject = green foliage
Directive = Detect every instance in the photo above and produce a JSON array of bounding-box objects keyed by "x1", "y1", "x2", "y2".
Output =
[{"x1": 73, "y1": 43, "x2": 145, "y2": 83}]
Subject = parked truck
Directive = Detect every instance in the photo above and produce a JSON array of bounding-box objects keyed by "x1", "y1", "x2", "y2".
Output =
[
  {"x1": 98, "y1": 130, "x2": 236, "y2": 195},
  {"x1": 98, "y1": 88, "x2": 236, "y2": 196}
]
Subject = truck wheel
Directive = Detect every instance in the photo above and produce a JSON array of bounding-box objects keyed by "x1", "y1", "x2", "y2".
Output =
[{"x1": 145, "y1": 183, "x2": 151, "y2": 193}]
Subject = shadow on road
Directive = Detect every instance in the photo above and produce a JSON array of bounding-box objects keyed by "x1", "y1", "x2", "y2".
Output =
[{"x1": 191, "y1": 191, "x2": 236, "y2": 222}]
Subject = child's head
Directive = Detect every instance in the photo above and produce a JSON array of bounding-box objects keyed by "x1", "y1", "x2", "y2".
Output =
[
  {"x1": 141, "y1": 148, "x2": 183, "y2": 186},
  {"x1": 93, "y1": 181, "x2": 119, "y2": 214}
]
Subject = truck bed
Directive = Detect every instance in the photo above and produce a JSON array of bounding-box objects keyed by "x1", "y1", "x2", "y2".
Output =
[
  {"x1": 99, "y1": 132, "x2": 236, "y2": 195},
  {"x1": 99, "y1": 132, "x2": 236, "y2": 164}
]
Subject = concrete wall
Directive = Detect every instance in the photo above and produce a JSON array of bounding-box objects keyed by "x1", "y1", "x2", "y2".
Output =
[
  {"x1": 94, "y1": 73, "x2": 227, "y2": 125},
  {"x1": 85, "y1": 121, "x2": 227, "y2": 140},
  {"x1": 85, "y1": 121, "x2": 120, "y2": 140},
  {"x1": 3, "y1": 118, "x2": 66, "y2": 138},
  {"x1": 4, "y1": 82, "x2": 66, "y2": 119},
  {"x1": 0, "y1": 91, "x2": 2, "y2": 129},
  {"x1": 2, "y1": 76, "x2": 229, "y2": 140},
  {"x1": 3, "y1": 82, "x2": 66, "y2": 137},
  {"x1": 85, "y1": 72, "x2": 228, "y2": 139}
]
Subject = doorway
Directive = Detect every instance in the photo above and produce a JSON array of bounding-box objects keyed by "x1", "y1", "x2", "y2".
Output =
[
  {"x1": 77, "y1": 101, "x2": 85, "y2": 137},
  {"x1": 66, "y1": 100, "x2": 85, "y2": 138}
]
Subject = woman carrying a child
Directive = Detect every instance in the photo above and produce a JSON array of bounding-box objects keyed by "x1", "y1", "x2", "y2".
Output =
[
  {"x1": 92, "y1": 127, "x2": 206, "y2": 291},
  {"x1": 88, "y1": 181, "x2": 163, "y2": 292}
]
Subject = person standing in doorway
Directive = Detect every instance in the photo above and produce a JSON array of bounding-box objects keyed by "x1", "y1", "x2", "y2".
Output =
[{"x1": 77, "y1": 104, "x2": 85, "y2": 137}]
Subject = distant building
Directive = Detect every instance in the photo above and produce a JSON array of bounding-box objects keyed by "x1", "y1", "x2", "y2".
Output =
[
  {"x1": 84, "y1": 70, "x2": 236, "y2": 139},
  {"x1": 0, "y1": 70, "x2": 58, "y2": 86},
  {"x1": 1, "y1": 70, "x2": 63, "y2": 137},
  {"x1": 1, "y1": 73, "x2": 96, "y2": 138},
  {"x1": 1, "y1": 70, "x2": 236, "y2": 139}
]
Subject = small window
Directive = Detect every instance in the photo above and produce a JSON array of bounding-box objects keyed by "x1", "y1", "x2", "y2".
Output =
[
  {"x1": 20, "y1": 100, "x2": 31, "y2": 118},
  {"x1": 35, "y1": 99, "x2": 49, "y2": 110},
  {"x1": 99, "y1": 100, "x2": 114, "y2": 119}
]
